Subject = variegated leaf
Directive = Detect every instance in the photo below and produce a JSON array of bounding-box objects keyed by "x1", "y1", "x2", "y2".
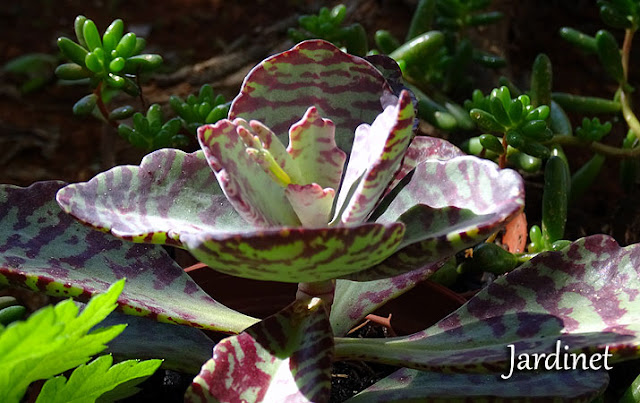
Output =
[
  {"x1": 334, "y1": 235, "x2": 640, "y2": 371},
  {"x1": 382, "y1": 136, "x2": 467, "y2": 199},
  {"x1": 331, "y1": 150, "x2": 522, "y2": 334},
  {"x1": 56, "y1": 149, "x2": 247, "y2": 247},
  {"x1": 334, "y1": 90, "x2": 415, "y2": 224},
  {"x1": 199, "y1": 120, "x2": 300, "y2": 227},
  {"x1": 101, "y1": 310, "x2": 215, "y2": 374},
  {"x1": 287, "y1": 106, "x2": 346, "y2": 191},
  {"x1": 347, "y1": 368, "x2": 608, "y2": 402},
  {"x1": 185, "y1": 298, "x2": 333, "y2": 403},
  {"x1": 351, "y1": 156, "x2": 524, "y2": 281},
  {"x1": 179, "y1": 223, "x2": 405, "y2": 282},
  {"x1": 330, "y1": 262, "x2": 441, "y2": 336},
  {"x1": 1, "y1": 181, "x2": 257, "y2": 333},
  {"x1": 229, "y1": 40, "x2": 394, "y2": 153}
]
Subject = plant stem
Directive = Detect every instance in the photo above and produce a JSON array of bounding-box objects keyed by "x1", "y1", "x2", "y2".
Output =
[
  {"x1": 94, "y1": 82, "x2": 118, "y2": 130},
  {"x1": 548, "y1": 135, "x2": 640, "y2": 158},
  {"x1": 296, "y1": 280, "x2": 335, "y2": 306},
  {"x1": 620, "y1": 28, "x2": 640, "y2": 141}
]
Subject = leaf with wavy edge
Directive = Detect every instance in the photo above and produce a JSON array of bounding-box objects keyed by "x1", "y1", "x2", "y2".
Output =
[
  {"x1": 334, "y1": 235, "x2": 640, "y2": 371},
  {"x1": 334, "y1": 90, "x2": 415, "y2": 224},
  {"x1": 330, "y1": 144, "x2": 519, "y2": 335},
  {"x1": 347, "y1": 368, "x2": 608, "y2": 402},
  {"x1": 101, "y1": 310, "x2": 215, "y2": 374},
  {"x1": 287, "y1": 106, "x2": 346, "y2": 190},
  {"x1": 56, "y1": 149, "x2": 246, "y2": 247},
  {"x1": 185, "y1": 298, "x2": 333, "y2": 403},
  {"x1": 1, "y1": 181, "x2": 257, "y2": 333},
  {"x1": 229, "y1": 40, "x2": 393, "y2": 153},
  {"x1": 199, "y1": 119, "x2": 300, "y2": 227},
  {"x1": 179, "y1": 223, "x2": 405, "y2": 282}
]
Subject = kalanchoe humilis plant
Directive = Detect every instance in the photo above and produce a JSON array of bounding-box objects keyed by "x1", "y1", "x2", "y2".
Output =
[{"x1": 3, "y1": 40, "x2": 640, "y2": 401}]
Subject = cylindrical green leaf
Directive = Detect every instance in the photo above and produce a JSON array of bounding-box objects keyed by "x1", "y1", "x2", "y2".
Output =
[
  {"x1": 109, "y1": 56, "x2": 126, "y2": 73},
  {"x1": 507, "y1": 99, "x2": 523, "y2": 123},
  {"x1": 74, "y1": 15, "x2": 88, "y2": 47},
  {"x1": 472, "y1": 50, "x2": 507, "y2": 68},
  {"x1": 105, "y1": 72, "x2": 125, "y2": 88},
  {"x1": 444, "y1": 101, "x2": 475, "y2": 130},
  {"x1": 0, "y1": 296, "x2": 18, "y2": 310},
  {"x1": 121, "y1": 76, "x2": 140, "y2": 96},
  {"x1": 489, "y1": 97, "x2": 511, "y2": 127},
  {"x1": 406, "y1": 0, "x2": 436, "y2": 40},
  {"x1": 570, "y1": 153, "x2": 605, "y2": 203},
  {"x1": 343, "y1": 23, "x2": 368, "y2": 56},
  {"x1": 205, "y1": 103, "x2": 230, "y2": 124},
  {"x1": 72, "y1": 93, "x2": 97, "y2": 115},
  {"x1": 559, "y1": 27, "x2": 597, "y2": 53},
  {"x1": 102, "y1": 19, "x2": 124, "y2": 53},
  {"x1": 57, "y1": 37, "x2": 89, "y2": 66},
  {"x1": 521, "y1": 120, "x2": 547, "y2": 137},
  {"x1": 82, "y1": 19, "x2": 102, "y2": 51},
  {"x1": 479, "y1": 134, "x2": 504, "y2": 153},
  {"x1": 109, "y1": 105, "x2": 136, "y2": 120},
  {"x1": 199, "y1": 84, "x2": 214, "y2": 103},
  {"x1": 375, "y1": 30, "x2": 401, "y2": 54},
  {"x1": 508, "y1": 150, "x2": 541, "y2": 173},
  {"x1": 118, "y1": 124, "x2": 135, "y2": 141},
  {"x1": 84, "y1": 52, "x2": 103, "y2": 73},
  {"x1": 596, "y1": 29, "x2": 624, "y2": 83},
  {"x1": 470, "y1": 109, "x2": 505, "y2": 133},
  {"x1": 123, "y1": 54, "x2": 163, "y2": 73},
  {"x1": 468, "y1": 11, "x2": 503, "y2": 26},
  {"x1": 552, "y1": 92, "x2": 621, "y2": 113},
  {"x1": 116, "y1": 32, "x2": 137, "y2": 58},
  {"x1": 549, "y1": 100, "x2": 572, "y2": 135},
  {"x1": 132, "y1": 37, "x2": 147, "y2": 56},
  {"x1": 542, "y1": 156, "x2": 570, "y2": 246},
  {"x1": 146, "y1": 104, "x2": 163, "y2": 133},
  {"x1": 525, "y1": 105, "x2": 550, "y2": 121},
  {"x1": 600, "y1": 4, "x2": 634, "y2": 29},
  {"x1": 471, "y1": 243, "x2": 518, "y2": 275},
  {"x1": 530, "y1": 53, "x2": 552, "y2": 108},
  {"x1": 55, "y1": 63, "x2": 91, "y2": 80},
  {"x1": 390, "y1": 30, "x2": 445, "y2": 67},
  {"x1": 0, "y1": 305, "x2": 26, "y2": 325}
]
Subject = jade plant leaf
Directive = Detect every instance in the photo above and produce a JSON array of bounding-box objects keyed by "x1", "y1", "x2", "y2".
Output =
[
  {"x1": 347, "y1": 368, "x2": 608, "y2": 402},
  {"x1": 229, "y1": 39, "x2": 394, "y2": 153},
  {"x1": 0, "y1": 181, "x2": 257, "y2": 333},
  {"x1": 185, "y1": 298, "x2": 333, "y2": 403},
  {"x1": 334, "y1": 235, "x2": 640, "y2": 371}
]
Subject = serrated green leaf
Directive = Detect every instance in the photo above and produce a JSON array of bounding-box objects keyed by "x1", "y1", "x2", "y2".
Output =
[
  {"x1": 0, "y1": 281, "x2": 126, "y2": 403},
  {"x1": 35, "y1": 354, "x2": 161, "y2": 403}
]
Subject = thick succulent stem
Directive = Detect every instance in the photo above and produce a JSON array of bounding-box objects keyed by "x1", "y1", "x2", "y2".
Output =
[{"x1": 296, "y1": 280, "x2": 335, "y2": 307}]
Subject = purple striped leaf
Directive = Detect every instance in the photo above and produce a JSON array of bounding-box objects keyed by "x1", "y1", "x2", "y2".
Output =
[
  {"x1": 199, "y1": 120, "x2": 300, "y2": 227},
  {"x1": 179, "y1": 223, "x2": 405, "y2": 282},
  {"x1": 287, "y1": 106, "x2": 346, "y2": 191},
  {"x1": 1, "y1": 181, "x2": 257, "y2": 333},
  {"x1": 347, "y1": 368, "x2": 608, "y2": 402},
  {"x1": 229, "y1": 40, "x2": 394, "y2": 154},
  {"x1": 333, "y1": 90, "x2": 415, "y2": 224},
  {"x1": 56, "y1": 149, "x2": 247, "y2": 246},
  {"x1": 185, "y1": 298, "x2": 333, "y2": 403},
  {"x1": 330, "y1": 156, "x2": 523, "y2": 333},
  {"x1": 334, "y1": 235, "x2": 640, "y2": 371}
]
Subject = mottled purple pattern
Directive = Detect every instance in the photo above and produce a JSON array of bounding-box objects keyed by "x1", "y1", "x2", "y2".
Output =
[
  {"x1": 180, "y1": 223, "x2": 405, "y2": 283},
  {"x1": 229, "y1": 40, "x2": 394, "y2": 154},
  {"x1": 1, "y1": 182, "x2": 257, "y2": 334},
  {"x1": 334, "y1": 235, "x2": 640, "y2": 372},
  {"x1": 349, "y1": 368, "x2": 608, "y2": 402},
  {"x1": 186, "y1": 298, "x2": 332, "y2": 403},
  {"x1": 336, "y1": 90, "x2": 415, "y2": 224},
  {"x1": 56, "y1": 149, "x2": 247, "y2": 246}
]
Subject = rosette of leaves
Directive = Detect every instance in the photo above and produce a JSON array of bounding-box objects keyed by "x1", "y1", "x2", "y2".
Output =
[
  {"x1": 117, "y1": 104, "x2": 187, "y2": 151},
  {"x1": 466, "y1": 85, "x2": 553, "y2": 161},
  {"x1": 169, "y1": 84, "x2": 230, "y2": 135},
  {"x1": 5, "y1": 40, "x2": 640, "y2": 401},
  {"x1": 56, "y1": 16, "x2": 162, "y2": 94},
  {"x1": 288, "y1": 4, "x2": 368, "y2": 56}
]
